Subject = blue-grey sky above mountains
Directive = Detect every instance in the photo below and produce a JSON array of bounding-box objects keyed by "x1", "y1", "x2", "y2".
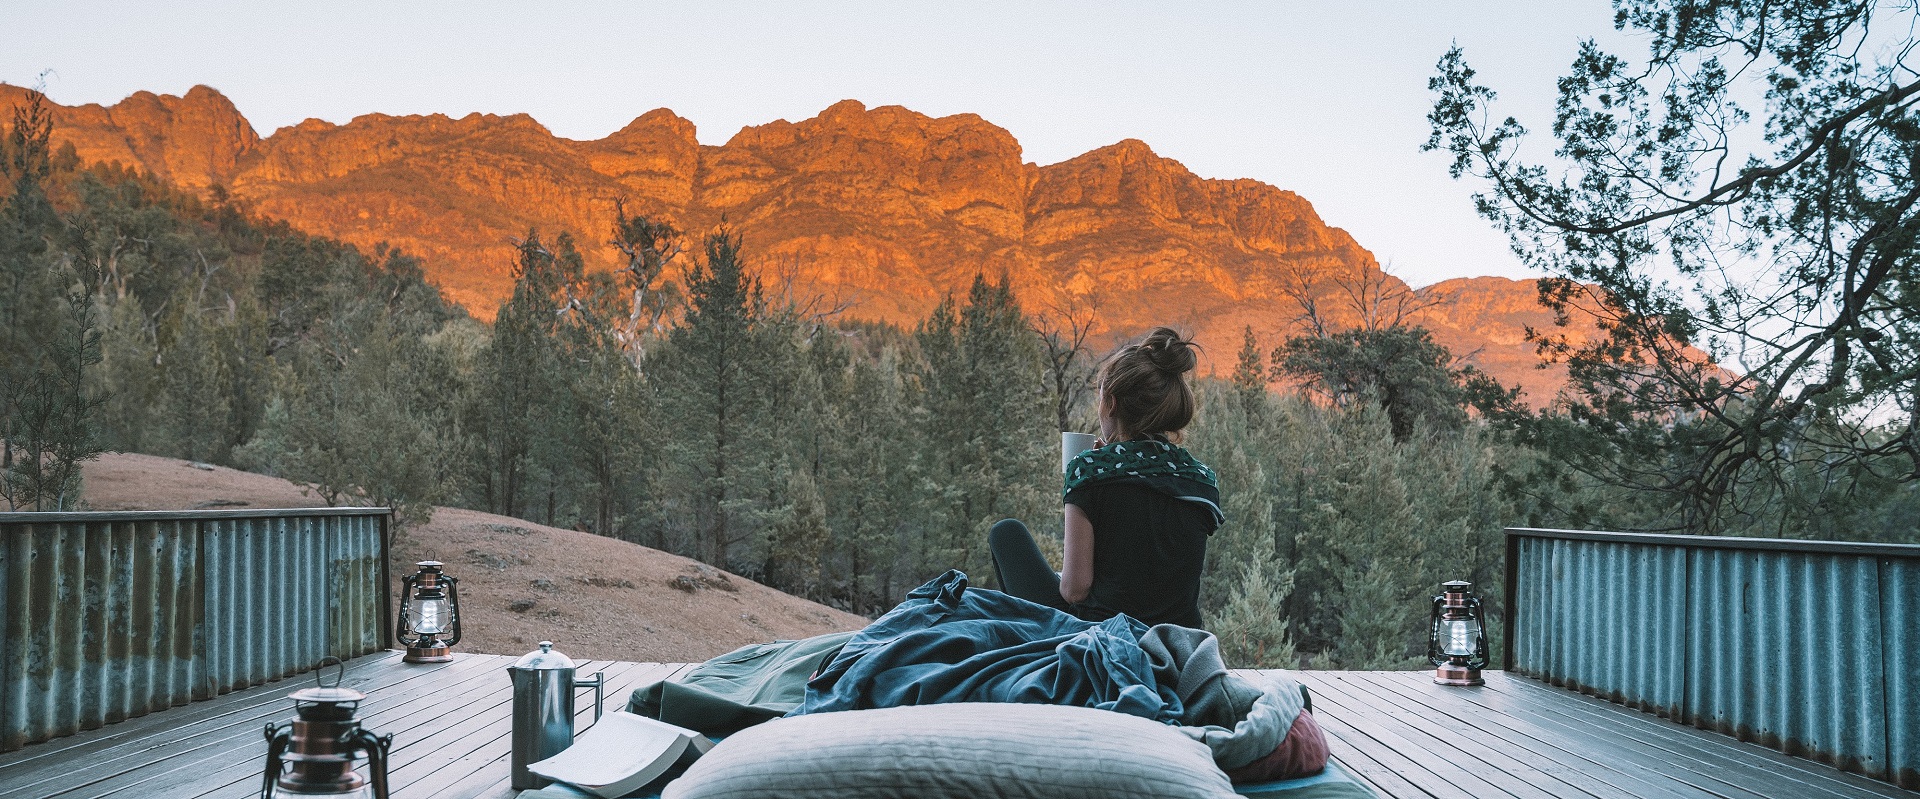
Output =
[{"x1": 2, "y1": 1, "x2": 1629, "y2": 288}]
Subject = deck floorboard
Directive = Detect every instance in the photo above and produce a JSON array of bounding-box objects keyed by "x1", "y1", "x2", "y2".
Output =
[
  {"x1": 83, "y1": 654, "x2": 513, "y2": 799},
  {"x1": 1481, "y1": 674, "x2": 1912, "y2": 799},
  {"x1": 1300, "y1": 670, "x2": 1913, "y2": 799},
  {"x1": 1409, "y1": 674, "x2": 1805, "y2": 798},
  {"x1": 1286, "y1": 671, "x2": 1587, "y2": 799},
  {"x1": 1, "y1": 655, "x2": 1908, "y2": 798}
]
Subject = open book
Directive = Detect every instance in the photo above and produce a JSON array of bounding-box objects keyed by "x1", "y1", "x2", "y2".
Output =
[{"x1": 527, "y1": 711, "x2": 716, "y2": 798}]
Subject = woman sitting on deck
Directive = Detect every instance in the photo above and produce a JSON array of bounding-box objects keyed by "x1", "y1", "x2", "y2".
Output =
[{"x1": 988, "y1": 326, "x2": 1223, "y2": 628}]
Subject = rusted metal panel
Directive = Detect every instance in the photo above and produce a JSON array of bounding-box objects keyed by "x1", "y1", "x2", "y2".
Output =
[
  {"x1": 1684, "y1": 549, "x2": 1888, "y2": 776},
  {"x1": 1883, "y1": 558, "x2": 1920, "y2": 790},
  {"x1": 326, "y1": 513, "x2": 386, "y2": 655},
  {"x1": 1508, "y1": 536, "x2": 1687, "y2": 716},
  {"x1": 82, "y1": 519, "x2": 206, "y2": 727},
  {"x1": 0, "y1": 517, "x2": 204, "y2": 749},
  {"x1": 201, "y1": 513, "x2": 388, "y2": 693},
  {"x1": 1506, "y1": 528, "x2": 1920, "y2": 790},
  {"x1": 202, "y1": 515, "x2": 332, "y2": 692},
  {"x1": 0, "y1": 508, "x2": 389, "y2": 752}
]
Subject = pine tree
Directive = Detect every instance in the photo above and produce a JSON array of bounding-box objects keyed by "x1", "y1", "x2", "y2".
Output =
[
  {"x1": 0, "y1": 88, "x2": 103, "y2": 510},
  {"x1": 561, "y1": 269, "x2": 649, "y2": 538},
  {"x1": 93, "y1": 295, "x2": 158, "y2": 454},
  {"x1": 825, "y1": 337, "x2": 920, "y2": 612},
  {"x1": 237, "y1": 315, "x2": 455, "y2": 525},
  {"x1": 1429, "y1": 1, "x2": 1920, "y2": 531},
  {"x1": 3, "y1": 260, "x2": 104, "y2": 510},
  {"x1": 764, "y1": 469, "x2": 830, "y2": 598},
  {"x1": 474, "y1": 231, "x2": 574, "y2": 518},
  {"x1": 1231, "y1": 326, "x2": 1267, "y2": 418},
  {"x1": 521, "y1": 234, "x2": 591, "y2": 527},
  {"x1": 153, "y1": 295, "x2": 239, "y2": 462},
  {"x1": 1335, "y1": 560, "x2": 1423, "y2": 669},
  {"x1": 1185, "y1": 379, "x2": 1519, "y2": 668},
  {"x1": 913, "y1": 274, "x2": 1053, "y2": 583},
  {"x1": 653, "y1": 229, "x2": 775, "y2": 568},
  {"x1": 1212, "y1": 553, "x2": 1298, "y2": 668}
]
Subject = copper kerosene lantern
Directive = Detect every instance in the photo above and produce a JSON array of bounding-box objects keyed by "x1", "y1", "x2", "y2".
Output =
[
  {"x1": 262, "y1": 658, "x2": 393, "y2": 799},
  {"x1": 396, "y1": 561, "x2": 461, "y2": 663},
  {"x1": 1428, "y1": 579, "x2": 1489, "y2": 686}
]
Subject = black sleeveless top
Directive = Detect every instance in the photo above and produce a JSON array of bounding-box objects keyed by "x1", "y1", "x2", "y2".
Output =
[{"x1": 1063, "y1": 481, "x2": 1216, "y2": 629}]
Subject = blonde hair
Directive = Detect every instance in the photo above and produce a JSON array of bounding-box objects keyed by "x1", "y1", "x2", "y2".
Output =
[{"x1": 1100, "y1": 327, "x2": 1199, "y2": 441}]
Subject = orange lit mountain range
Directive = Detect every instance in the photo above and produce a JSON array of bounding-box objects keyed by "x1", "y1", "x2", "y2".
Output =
[{"x1": 2, "y1": 84, "x2": 1588, "y2": 400}]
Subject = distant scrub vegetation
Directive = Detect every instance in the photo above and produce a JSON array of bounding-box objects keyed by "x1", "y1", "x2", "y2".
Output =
[{"x1": 3, "y1": 81, "x2": 1913, "y2": 670}]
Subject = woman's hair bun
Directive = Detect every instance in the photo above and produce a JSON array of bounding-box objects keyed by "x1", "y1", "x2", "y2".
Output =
[
  {"x1": 1139, "y1": 327, "x2": 1198, "y2": 375},
  {"x1": 1100, "y1": 326, "x2": 1202, "y2": 440}
]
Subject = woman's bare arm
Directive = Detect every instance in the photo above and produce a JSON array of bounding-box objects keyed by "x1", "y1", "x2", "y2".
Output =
[{"x1": 1061, "y1": 503, "x2": 1094, "y2": 604}]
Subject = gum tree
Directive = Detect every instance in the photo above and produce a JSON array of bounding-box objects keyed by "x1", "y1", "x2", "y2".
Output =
[{"x1": 1428, "y1": 0, "x2": 1920, "y2": 533}]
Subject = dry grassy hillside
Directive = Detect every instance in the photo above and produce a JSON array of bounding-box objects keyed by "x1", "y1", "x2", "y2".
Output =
[{"x1": 80, "y1": 452, "x2": 869, "y2": 663}]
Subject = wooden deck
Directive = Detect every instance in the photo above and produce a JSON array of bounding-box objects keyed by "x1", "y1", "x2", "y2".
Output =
[
  {"x1": 1285, "y1": 671, "x2": 1914, "y2": 799},
  {"x1": 0, "y1": 652, "x2": 1909, "y2": 799},
  {"x1": 0, "y1": 652, "x2": 690, "y2": 799}
]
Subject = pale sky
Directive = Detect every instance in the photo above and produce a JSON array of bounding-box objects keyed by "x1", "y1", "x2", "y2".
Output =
[{"x1": 1, "y1": 1, "x2": 1635, "y2": 288}]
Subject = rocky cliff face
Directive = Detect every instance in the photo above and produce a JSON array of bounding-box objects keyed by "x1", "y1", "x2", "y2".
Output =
[
  {"x1": 1413, "y1": 276, "x2": 1581, "y2": 397},
  {"x1": 19, "y1": 84, "x2": 258, "y2": 193},
  {"x1": 3, "y1": 84, "x2": 1583, "y2": 401}
]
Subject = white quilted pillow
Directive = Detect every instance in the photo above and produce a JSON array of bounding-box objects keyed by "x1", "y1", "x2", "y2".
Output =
[{"x1": 662, "y1": 702, "x2": 1238, "y2": 799}]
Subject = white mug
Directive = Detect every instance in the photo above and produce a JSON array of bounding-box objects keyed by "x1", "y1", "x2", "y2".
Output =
[{"x1": 1061, "y1": 432, "x2": 1099, "y2": 473}]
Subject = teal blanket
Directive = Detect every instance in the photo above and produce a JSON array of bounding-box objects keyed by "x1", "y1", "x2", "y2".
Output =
[
  {"x1": 793, "y1": 570, "x2": 1308, "y2": 771},
  {"x1": 795, "y1": 569, "x2": 1182, "y2": 720}
]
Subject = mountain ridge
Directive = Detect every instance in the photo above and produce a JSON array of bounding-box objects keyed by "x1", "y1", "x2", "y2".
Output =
[{"x1": 3, "y1": 83, "x2": 1580, "y2": 399}]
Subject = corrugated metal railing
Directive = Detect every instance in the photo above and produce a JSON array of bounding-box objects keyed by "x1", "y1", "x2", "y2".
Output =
[
  {"x1": 1504, "y1": 527, "x2": 1920, "y2": 789},
  {"x1": 0, "y1": 508, "x2": 391, "y2": 751}
]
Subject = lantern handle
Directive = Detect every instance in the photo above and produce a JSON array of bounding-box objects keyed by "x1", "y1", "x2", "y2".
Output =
[
  {"x1": 353, "y1": 728, "x2": 394, "y2": 799},
  {"x1": 1426, "y1": 593, "x2": 1446, "y2": 666},
  {"x1": 315, "y1": 657, "x2": 346, "y2": 690},
  {"x1": 1466, "y1": 595, "x2": 1491, "y2": 670},
  {"x1": 395, "y1": 569, "x2": 422, "y2": 648},
  {"x1": 261, "y1": 722, "x2": 290, "y2": 799},
  {"x1": 442, "y1": 576, "x2": 463, "y2": 648}
]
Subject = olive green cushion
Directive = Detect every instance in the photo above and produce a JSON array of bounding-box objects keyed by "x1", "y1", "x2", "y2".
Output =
[{"x1": 661, "y1": 702, "x2": 1239, "y2": 799}]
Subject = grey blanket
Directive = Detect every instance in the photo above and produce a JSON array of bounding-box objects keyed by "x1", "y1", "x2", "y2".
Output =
[{"x1": 1142, "y1": 624, "x2": 1306, "y2": 769}]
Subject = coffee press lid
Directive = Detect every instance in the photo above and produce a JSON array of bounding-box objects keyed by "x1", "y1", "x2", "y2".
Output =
[{"x1": 511, "y1": 641, "x2": 576, "y2": 670}]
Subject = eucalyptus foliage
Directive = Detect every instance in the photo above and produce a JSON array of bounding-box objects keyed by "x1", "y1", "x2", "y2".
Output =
[{"x1": 1428, "y1": 0, "x2": 1920, "y2": 532}]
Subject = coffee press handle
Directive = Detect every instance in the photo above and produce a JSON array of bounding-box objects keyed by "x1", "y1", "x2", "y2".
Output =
[{"x1": 575, "y1": 671, "x2": 605, "y2": 726}]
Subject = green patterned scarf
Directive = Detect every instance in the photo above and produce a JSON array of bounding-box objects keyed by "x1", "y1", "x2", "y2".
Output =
[{"x1": 1063, "y1": 437, "x2": 1224, "y2": 527}]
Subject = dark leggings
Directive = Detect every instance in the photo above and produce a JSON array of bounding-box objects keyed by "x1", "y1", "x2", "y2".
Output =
[{"x1": 988, "y1": 519, "x2": 1072, "y2": 612}]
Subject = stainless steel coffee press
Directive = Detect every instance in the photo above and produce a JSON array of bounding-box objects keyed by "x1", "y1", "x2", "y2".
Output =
[{"x1": 507, "y1": 641, "x2": 605, "y2": 790}]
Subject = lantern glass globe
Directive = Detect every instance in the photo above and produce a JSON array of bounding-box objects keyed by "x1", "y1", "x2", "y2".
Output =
[
  {"x1": 409, "y1": 598, "x2": 450, "y2": 635},
  {"x1": 1443, "y1": 619, "x2": 1479, "y2": 657}
]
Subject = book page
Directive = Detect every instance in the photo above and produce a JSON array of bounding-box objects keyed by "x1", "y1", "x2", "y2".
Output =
[{"x1": 528, "y1": 711, "x2": 702, "y2": 791}]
